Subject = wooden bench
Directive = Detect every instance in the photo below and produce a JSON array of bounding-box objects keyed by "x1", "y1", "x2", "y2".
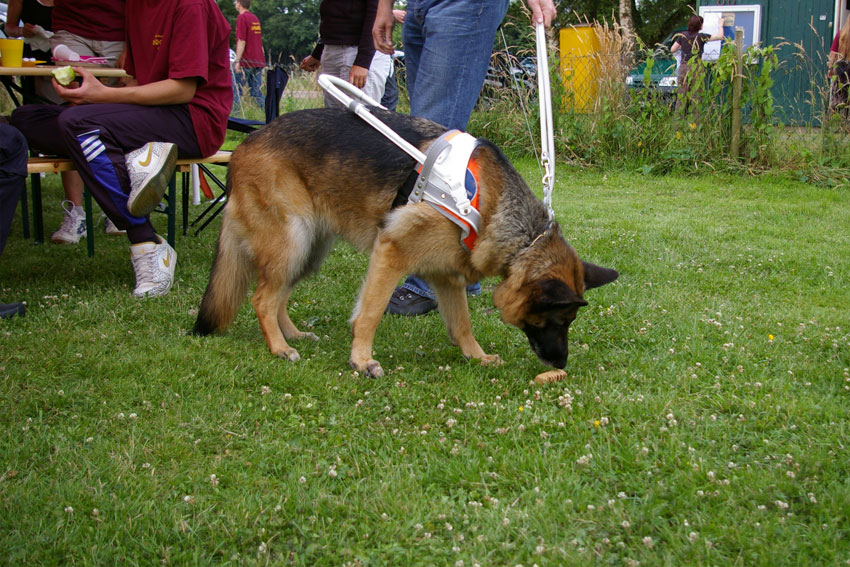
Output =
[{"x1": 25, "y1": 151, "x2": 231, "y2": 257}]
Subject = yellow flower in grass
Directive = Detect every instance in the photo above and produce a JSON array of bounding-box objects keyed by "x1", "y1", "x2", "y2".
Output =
[
  {"x1": 769, "y1": 334, "x2": 775, "y2": 342},
  {"x1": 689, "y1": 122, "x2": 697, "y2": 130},
  {"x1": 675, "y1": 131, "x2": 683, "y2": 140}
]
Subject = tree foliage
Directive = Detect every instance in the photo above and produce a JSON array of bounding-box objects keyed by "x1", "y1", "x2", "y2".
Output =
[
  {"x1": 216, "y1": 0, "x2": 320, "y2": 65},
  {"x1": 213, "y1": 0, "x2": 691, "y2": 66},
  {"x1": 555, "y1": 0, "x2": 692, "y2": 46}
]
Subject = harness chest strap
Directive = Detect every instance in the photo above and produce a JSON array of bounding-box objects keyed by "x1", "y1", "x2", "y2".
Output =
[{"x1": 405, "y1": 130, "x2": 483, "y2": 253}]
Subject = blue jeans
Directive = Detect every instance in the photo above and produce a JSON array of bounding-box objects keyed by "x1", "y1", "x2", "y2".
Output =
[
  {"x1": 399, "y1": 0, "x2": 506, "y2": 298},
  {"x1": 234, "y1": 66, "x2": 265, "y2": 109},
  {"x1": 403, "y1": 0, "x2": 510, "y2": 130}
]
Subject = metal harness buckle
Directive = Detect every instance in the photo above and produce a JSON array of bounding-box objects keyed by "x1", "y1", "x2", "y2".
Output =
[{"x1": 408, "y1": 130, "x2": 482, "y2": 252}]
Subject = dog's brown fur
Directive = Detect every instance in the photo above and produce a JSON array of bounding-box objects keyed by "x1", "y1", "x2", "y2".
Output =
[{"x1": 193, "y1": 108, "x2": 618, "y2": 377}]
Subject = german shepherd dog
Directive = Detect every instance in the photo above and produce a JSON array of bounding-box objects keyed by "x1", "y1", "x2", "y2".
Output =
[{"x1": 193, "y1": 108, "x2": 618, "y2": 377}]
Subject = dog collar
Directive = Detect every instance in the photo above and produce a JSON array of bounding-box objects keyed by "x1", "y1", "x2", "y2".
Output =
[{"x1": 407, "y1": 130, "x2": 482, "y2": 252}]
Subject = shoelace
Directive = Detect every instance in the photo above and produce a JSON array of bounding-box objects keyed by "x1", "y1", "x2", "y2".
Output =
[
  {"x1": 131, "y1": 250, "x2": 156, "y2": 285},
  {"x1": 56, "y1": 200, "x2": 82, "y2": 234}
]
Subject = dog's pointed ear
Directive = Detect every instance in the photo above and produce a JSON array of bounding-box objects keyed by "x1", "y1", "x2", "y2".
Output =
[
  {"x1": 530, "y1": 279, "x2": 588, "y2": 313},
  {"x1": 582, "y1": 261, "x2": 619, "y2": 290}
]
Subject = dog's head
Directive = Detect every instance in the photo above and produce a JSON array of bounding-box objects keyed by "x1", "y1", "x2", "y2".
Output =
[{"x1": 493, "y1": 232, "x2": 618, "y2": 368}]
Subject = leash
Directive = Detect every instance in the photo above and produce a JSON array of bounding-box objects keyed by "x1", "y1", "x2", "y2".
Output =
[
  {"x1": 536, "y1": 23, "x2": 556, "y2": 221},
  {"x1": 318, "y1": 74, "x2": 482, "y2": 251}
]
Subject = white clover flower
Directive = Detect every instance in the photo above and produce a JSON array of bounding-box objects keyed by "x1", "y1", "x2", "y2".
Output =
[
  {"x1": 183, "y1": 495, "x2": 195, "y2": 504},
  {"x1": 210, "y1": 474, "x2": 219, "y2": 486},
  {"x1": 260, "y1": 386, "x2": 271, "y2": 395},
  {"x1": 642, "y1": 536, "x2": 654, "y2": 548},
  {"x1": 576, "y1": 454, "x2": 593, "y2": 466},
  {"x1": 64, "y1": 506, "x2": 73, "y2": 514}
]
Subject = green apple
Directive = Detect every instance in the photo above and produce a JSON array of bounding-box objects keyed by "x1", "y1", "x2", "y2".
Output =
[{"x1": 52, "y1": 66, "x2": 76, "y2": 86}]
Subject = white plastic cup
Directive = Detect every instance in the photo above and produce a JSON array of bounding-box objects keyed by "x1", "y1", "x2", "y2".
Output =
[{"x1": 53, "y1": 44, "x2": 81, "y2": 62}]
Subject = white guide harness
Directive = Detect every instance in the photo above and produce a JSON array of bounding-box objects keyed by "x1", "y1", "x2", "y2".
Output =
[
  {"x1": 317, "y1": 24, "x2": 556, "y2": 246},
  {"x1": 319, "y1": 74, "x2": 482, "y2": 251}
]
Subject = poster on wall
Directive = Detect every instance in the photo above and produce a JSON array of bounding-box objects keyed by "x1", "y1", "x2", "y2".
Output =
[{"x1": 698, "y1": 4, "x2": 762, "y2": 60}]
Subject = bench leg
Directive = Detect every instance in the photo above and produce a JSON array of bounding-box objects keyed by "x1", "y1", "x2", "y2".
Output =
[
  {"x1": 167, "y1": 176, "x2": 176, "y2": 248},
  {"x1": 83, "y1": 189, "x2": 95, "y2": 258},
  {"x1": 20, "y1": 176, "x2": 30, "y2": 240},
  {"x1": 181, "y1": 171, "x2": 190, "y2": 236},
  {"x1": 30, "y1": 172, "x2": 44, "y2": 244}
]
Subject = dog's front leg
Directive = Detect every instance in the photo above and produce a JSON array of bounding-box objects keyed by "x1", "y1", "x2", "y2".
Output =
[
  {"x1": 431, "y1": 279, "x2": 502, "y2": 367},
  {"x1": 349, "y1": 236, "x2": 407, "y2": 378}
]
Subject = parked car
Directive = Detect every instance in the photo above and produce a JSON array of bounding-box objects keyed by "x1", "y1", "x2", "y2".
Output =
[{"x1": 625, "y1": 29, "x2": 684, "y2": 99}]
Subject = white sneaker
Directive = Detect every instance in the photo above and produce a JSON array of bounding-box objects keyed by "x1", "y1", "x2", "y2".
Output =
[
  {"x1": 130, "y1": 237, "x2": 176, "y2": 298},
  {"x1": 126, "y1": 142, "x2": 178, "y2": 217},
  {"x1": 51, "y1": 200, "x2": 86, "y2": 244},
  {"x1": 102, "y1": 215, "x2": 126, "y2": 236}
]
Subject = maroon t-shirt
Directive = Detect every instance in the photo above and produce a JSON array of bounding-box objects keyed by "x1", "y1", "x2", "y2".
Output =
[
  {"x1": 236, "y1": 11, "x2": 264, "y2": 68},
  {"x1": 124, "y1": 0, "x2": 232, "y2": 157},
  {"x1": 52, "y1": 0, "x2": 125, "y2": 42}
]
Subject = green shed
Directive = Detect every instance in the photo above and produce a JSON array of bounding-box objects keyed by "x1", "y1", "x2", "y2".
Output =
[{"x1": 698, "y1": 0, "x2": 849, "y2": 123}]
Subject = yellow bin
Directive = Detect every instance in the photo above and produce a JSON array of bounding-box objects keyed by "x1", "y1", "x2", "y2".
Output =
[{"x1": 559, "y1": 25, "x2": 600, "y2": 112}]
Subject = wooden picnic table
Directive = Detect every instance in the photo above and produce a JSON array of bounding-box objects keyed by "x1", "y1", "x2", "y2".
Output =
[{"x1": 0, "y1": 64, "x2": 128, "y2": 78}]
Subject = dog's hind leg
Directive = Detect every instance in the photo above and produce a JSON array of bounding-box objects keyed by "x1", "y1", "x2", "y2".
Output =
[
  {"x1": 251, "y1": 218, "x2": 324, "y2": 362},
  {"x1": 254, "y1": 274, "x2": 302, "y2": 362},
  {"x1": 276, "y1": 287, "x2": 318, "y2": 342},
  {"x1": 276, "y1": 226, "x2": 335, "y2": 343},
  {"x1": 431, "y1": 277, "x2": 503, "y2": 367},
  {"x1": 349, "y1": 235, "x2": 409, "y2": 378}
]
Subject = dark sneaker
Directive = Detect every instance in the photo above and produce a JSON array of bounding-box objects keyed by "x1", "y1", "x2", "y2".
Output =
[
  {"x1": 0, "y1": 302, "x2": 26, "y2": 319},
  {"x1": 385, "y1": 287, "x2": 438, "y2": 316}
]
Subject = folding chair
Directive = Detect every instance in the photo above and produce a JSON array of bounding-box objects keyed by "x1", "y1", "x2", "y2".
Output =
[{"x1": 190, "y1": 64, "x2": 289, "y2": 235}]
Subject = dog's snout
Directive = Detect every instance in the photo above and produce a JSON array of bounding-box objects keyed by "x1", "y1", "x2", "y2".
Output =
[{"x1": 524, "y1": 324, "x2": 569, "y2": 369}]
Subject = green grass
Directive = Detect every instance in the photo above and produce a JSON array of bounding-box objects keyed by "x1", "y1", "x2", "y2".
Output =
[{"x1": 1, "y1": 165, "x2": 848, "y2": 566}]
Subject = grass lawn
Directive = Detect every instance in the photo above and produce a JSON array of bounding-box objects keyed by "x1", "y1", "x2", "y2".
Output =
[{"x1": 1, "y1": 163, "x2": 848, "y2": 566}]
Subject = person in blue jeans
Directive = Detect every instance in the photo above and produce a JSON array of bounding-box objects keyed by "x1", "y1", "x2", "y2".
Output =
[
  {"x1": 0, "y1": 124, "x2": 28, "y2": 319},
  {"x1": 373, "y1": 0, "x2": 556, "y2": 315}
]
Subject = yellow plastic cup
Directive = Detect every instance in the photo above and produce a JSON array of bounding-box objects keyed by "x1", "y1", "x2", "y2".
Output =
[{"x1": 0, "y1": 38, "x2": 25, "y2": 67}]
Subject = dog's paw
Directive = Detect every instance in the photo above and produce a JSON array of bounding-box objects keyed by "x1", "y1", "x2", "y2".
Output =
[
  {"x1": 274, "y1": 348, "x2": 301, "y2": 362},
  {"x1": 478, "y1": 354, "x2": 503, "y2": 367},
  {"x1": 349, "y1": 358, "x2": 385, "y2": 378},
  {"x1": 292, "y1": 331, "x2": 319, "y2": 342}
]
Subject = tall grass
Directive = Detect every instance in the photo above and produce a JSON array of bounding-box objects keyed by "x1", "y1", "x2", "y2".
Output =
[{"x1": 464, "y1": 22, "x2": 850, "y2": 182}]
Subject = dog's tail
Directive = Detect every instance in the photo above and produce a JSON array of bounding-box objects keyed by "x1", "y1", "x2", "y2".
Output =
[{"x1": 192, "y1": 213, "x2": 253, "y2": 337}]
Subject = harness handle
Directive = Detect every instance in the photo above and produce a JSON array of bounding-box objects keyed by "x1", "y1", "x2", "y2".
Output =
[
  {"x1": 536, "y1": 23, "x2": 556, "y2": 221},
  {"x1": 318, "y1": 74, "x2": 428, "y2": 166}
]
